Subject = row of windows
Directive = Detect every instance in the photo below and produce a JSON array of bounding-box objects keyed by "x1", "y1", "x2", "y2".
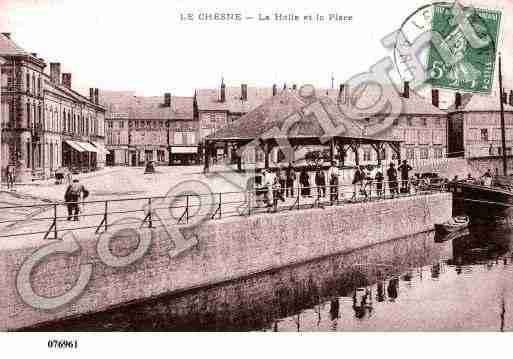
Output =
[
  {"x1": 107, "y1": 120, "x2": 190, "y2": 129},
  {"x1": 27, "y1": 102, "x2": 101, "y2": 136},
  {"x1": 392, "y1": 117, "x2": 442, "y2": 127},
  {"x1": 404, "y1": 146, "x2": 444, "y2": 160}
]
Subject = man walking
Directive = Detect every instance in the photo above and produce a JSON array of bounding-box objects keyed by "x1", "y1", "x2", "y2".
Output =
[{"x1": 64, "y1": 179, "x2": 89, "y2": 221}]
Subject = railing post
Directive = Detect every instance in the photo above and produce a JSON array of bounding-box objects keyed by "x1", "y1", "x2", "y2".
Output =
[
  {"x1": 219, "y1": 192, "x2": 222, "y2": 219},
  {"x1": 297, "y1": 185, "x2": 300, "y2": 210},
  {"x1": 148, "y1": 197, "x2": 153, "y2": 228},
  {"x1": 186, "y1": 194, "x2": 189, "y2": 224},
  {"x1": 248, "y1": 190, "x2": 251, "y2": 216},
  {"x1": 54, "y1": 203, "x2": 58, "y2": 239},
  {"x1": 104, "y1": 201, "x2": 108, "y2": 232}
]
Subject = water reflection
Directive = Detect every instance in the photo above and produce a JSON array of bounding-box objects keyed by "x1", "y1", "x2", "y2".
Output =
[{"x1": 23, "y1": 224, "x2": 513, "y2": 332}]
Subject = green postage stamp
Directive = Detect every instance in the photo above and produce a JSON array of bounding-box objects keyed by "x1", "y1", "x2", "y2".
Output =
[{"x1": 427, "y1": 2, "x2": 501, "y2": 94}]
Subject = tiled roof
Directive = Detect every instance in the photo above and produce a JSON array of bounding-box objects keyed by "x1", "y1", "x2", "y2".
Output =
[
  {"x1": 0, "y1": 33, "x2": 30, "y2": 56},
  {"x1": 195, "y1": 86, "x2": 274, "y2": 113},
  {"x1": 43, "y1": 75, "x2": 104, "y2": 110},
  {"x1": 207, "y1": 90, "x2": 398, "y2": 142},
  {"x1": 448, "y1": 92, "x2": 513, "y2": 112},
  {"x1": 323, "y1": 85, "x2": 446, "y2": 116},
  {"x1": 100, "y1": 91, "x2": 193, "y2": 120}
]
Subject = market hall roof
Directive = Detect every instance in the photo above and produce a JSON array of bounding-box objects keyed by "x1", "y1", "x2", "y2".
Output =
[{"x1": 206, "y1": 89, "x2": 402, "y2": 143}]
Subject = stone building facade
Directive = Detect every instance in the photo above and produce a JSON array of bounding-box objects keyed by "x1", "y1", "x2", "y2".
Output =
[
  {"x1": 447, "y1": 91, "x2": 513, "y2": 161},
  {"x1": 102, "y1": 92, "x2": 195, "y2": 166},
  {"x1": 0, "y1": 32, "x2": 106, "y2": 181}
]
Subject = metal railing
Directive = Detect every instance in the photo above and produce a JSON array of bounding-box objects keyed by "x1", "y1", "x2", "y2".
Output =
[{"x1": 0, "y1": 179, "x2": 446, "y2": 240}]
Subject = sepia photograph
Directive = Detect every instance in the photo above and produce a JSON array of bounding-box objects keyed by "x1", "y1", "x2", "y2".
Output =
[{"x1": 0, "y1": 0, "x2": 513, "y2": 356}]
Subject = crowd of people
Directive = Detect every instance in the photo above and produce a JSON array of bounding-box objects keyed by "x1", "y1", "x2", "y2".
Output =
[{"x1": 252, "y1": 160, "x2": 419, "y2": 212}]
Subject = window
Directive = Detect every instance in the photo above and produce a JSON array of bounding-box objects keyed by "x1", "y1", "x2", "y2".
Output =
[
  {"x1": 128, "y1": 120, "x2": 133, "y2": 128},
  {"x1": 406, "y1": 147, "x2": 415, "y2": 160},
  {"x1": 406, "y1": 117, "x2": 413, "y2": 126},
  {"x1": 166, "y1": 120, "x2": 170, "y2": 128},
  {"x1": 434, "y1": 147, "x2": 443, "y2": 158},
  {"x1": 119, "y1": 121, "x2": 124, "y2": 129},
  {"x1": 379, "y1": 148, "x2": 386, "y2": 161},
  {"x1": 363, "y1": 148, "x2": 371, "y2": 161},
  {"x1": 37, "y1": 77, "x2": 41, "y2": 97},
  {"x1": 435, "y1": 118, "x2": 441, "y2": 126},
  {"x1": 26, "y1": 103, "x2": 31, "y2": 125},
  {"x1": 422, "y1": 118, "x2": 427, "y2": 127},
  {"x1": 146, "y1": 120, "x2": 151, "y2": 128},
  {"x1": 420, "y1": 147, "x2": 429, "y2": 159},
  {"x1": 393, "y1": 118, "x2": 399, "y2": 126},
  {"x1": 173, "y1": 132, "x2": 183, "y2": 145},
  {"x1": 26, "y1": 73, "x2": 30, "y2": 93},
  {"x1": 32, "y1": 75, "x2": 35, "y2": 95},
  {"x1": 159, "y1": 121, "x2": 164, "y2": 128},
  {"x1": 480, "y1": 129, "x2": 489, "y2": 141},
  {"x1": 186, "y1": 132, "x2": 196, "y2": 145}
]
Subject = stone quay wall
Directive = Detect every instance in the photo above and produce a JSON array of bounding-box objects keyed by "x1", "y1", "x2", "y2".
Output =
[{"x1": 0, "y1": 192, "x2": 451, "y2": 330}]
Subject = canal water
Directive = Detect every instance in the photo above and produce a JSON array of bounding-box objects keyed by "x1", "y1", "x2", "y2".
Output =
[{"x1": 25, "y1": 224, "x2": 513, "y2": 331}]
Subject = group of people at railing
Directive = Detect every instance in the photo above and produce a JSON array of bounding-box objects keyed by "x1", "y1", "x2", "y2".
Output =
[{"x1": 251, "y1": 160, "x2": 434, "y2": 211}]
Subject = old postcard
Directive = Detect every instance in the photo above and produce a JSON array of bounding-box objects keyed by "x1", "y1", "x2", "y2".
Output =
[{"x1": 0, "y1": 0, "x2": 513, "y2": 357}]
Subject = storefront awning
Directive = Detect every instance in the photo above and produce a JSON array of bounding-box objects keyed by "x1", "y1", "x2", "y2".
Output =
[
  {"x1": 92, "y1": 141, "x2": 110, "y2": 155},
  {"x1": 170, "y1": 146, "x2": 198, "y2": 154},
  {"x1": 78, "y1": 141, "x2": 99, "y2": 153},
  {"x1": 65, "y1": 140, "x2": 86, "y2": 152}
]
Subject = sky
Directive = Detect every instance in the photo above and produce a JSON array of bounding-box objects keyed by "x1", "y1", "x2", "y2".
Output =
[{"x1": 0, "y1": 0, "x2": 512, "y2": 98}]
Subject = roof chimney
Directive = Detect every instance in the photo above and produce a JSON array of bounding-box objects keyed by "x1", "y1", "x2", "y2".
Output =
[
  {"x1": 403, "y1": 81, "x2": 410, "y2": 99},
  {"x1": 431, "y1": 89, "x2": 439, "y2": 108},
  {"x1": 164, "y1": 92, "x2": 171, "y2": 107},
  {"x1": 94, "y1": 88, "x2": 99, "y2": 105},
  {"x1": 220, "y1": 79, "x2": 226, "y2": 102},
  {"x1": 2, "y1": 33, "x2": 11, "y2": 39},
  {"x1": 241, "y1": 84, "x2": 247, "y2": 101},
  {"x1": 455, "y1": 92, "x2": 462, "y2": 109},
  {"x1": 272, "y1": 84, "x2": 277, "y2": 96},
  {"x1": 509, "y1": 90, "x2": 513, "y2": 106},
  {"x1": 89, "y1": 88, "x2": 94, "y2": 102},
  {"x1": 62, "y1": 73, "x2": 72, "y2": 88},
  {"x1": 50, "y1": 63, "x2": 61, "y2": 84}
]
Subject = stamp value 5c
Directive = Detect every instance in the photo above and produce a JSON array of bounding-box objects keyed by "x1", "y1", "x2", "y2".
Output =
[{"x1": 427, "y1": 2, "x2": 501, "y2": 94}]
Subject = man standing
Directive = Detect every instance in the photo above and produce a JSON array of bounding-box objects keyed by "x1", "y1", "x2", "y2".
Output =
[
  {"x1": 387, "y1": 162, "x2": 398, "y2": 197},
  {"x1": 6, "y1": 162, "x2": 15, "y2": 190},
  {"x1": 327, "y1": 161, "x2": 340, "y2": 203},
  {"x1": 285, "y1": 163, "x2": 296, "y2": 198},
  {"x1": 398, "y1": 160, "x2": 413, "y2": 193},
  {"x1": 64, "y1": 179, "x2": 89, "y2": 221}
]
